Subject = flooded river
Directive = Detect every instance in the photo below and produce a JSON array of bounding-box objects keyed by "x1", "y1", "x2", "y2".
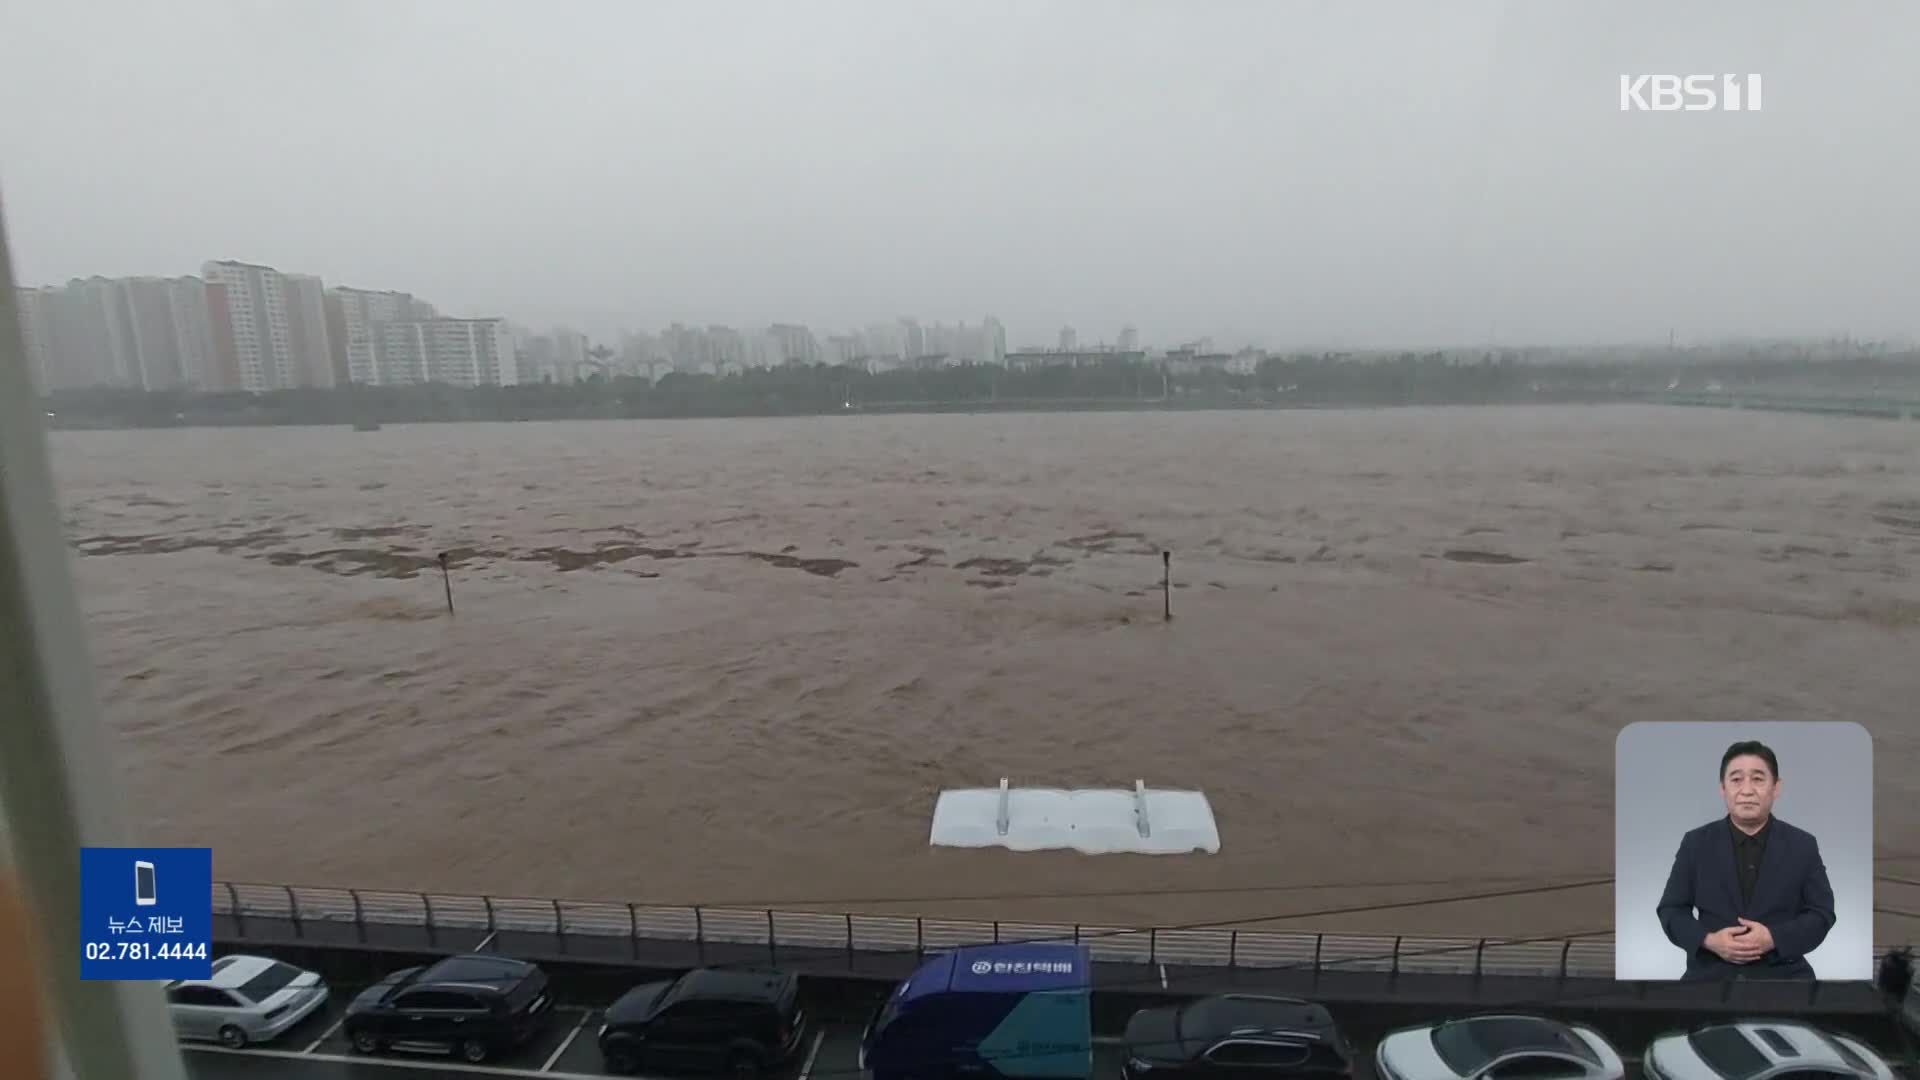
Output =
[{"x1": 50, "y1": 406, "x2": 1920, "y2": 943}]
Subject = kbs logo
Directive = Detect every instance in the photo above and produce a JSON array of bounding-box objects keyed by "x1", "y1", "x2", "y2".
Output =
[{"x1": 1619, "y1": 74, "x2": 1763, "y2": 112}]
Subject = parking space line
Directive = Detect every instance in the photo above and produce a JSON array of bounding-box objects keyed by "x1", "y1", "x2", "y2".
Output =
[
  {"x1": 302, "y1": 1014, "x2": 346, "y2": 1054},
  {"x1": 799, "y1": 1028, "x2": 826, "y2": 1080},
  {"x1": 477, "y1": 930, "x2": 499, "y2": 952},
  {"x1": 542, "y1": 1009, "x2": 593, "y2": 1072},
  {"x1": 183, "y1": 1043, "x2": 610, "y2": 1078}
]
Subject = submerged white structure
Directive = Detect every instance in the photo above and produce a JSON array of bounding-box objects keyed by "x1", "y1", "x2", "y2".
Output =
[{"x1": 929, "y1": 779, "x2": 1221, "y2": 855}]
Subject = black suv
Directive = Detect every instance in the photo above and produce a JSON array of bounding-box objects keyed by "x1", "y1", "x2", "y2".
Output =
[
  {"x1": 344, "y1": 954, "x2": 553, "y2": 1064},
  {"x1": 1122, "y1": 994, "x2": 1352, "y2": 1080},
  {"x1": 599, "y1": 967, "x2": 807, "y2": 1077}
]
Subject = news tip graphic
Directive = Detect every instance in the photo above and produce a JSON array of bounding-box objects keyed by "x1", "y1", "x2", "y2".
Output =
[{"x1": 80, "y1": 847, "x2": 212, "y2": 980}]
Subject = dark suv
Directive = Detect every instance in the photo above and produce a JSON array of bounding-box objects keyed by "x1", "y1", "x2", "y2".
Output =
[
  {"x1": 599, "y1": 967, "x2": 807, "y2": 1077},
  {"x1": 1122, "y1": 994, "x2": 1352, "y2": 1080},
  {"x1": 344, "y1": 954, "x2": 553, "y2": 1064}
]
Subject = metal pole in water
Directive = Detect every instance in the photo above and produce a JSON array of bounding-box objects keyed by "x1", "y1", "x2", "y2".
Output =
[
  {"x1": 1162, "y1": 550, "x2": 1172, "y2": 621},
  {"x1": 438, "y1": 552, "x2": 454, "y2": 615}
]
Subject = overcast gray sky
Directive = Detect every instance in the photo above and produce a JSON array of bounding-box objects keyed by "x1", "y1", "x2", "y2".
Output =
[{"x1": 2, "y1": 0, "x2": 1915, "y2": 348}]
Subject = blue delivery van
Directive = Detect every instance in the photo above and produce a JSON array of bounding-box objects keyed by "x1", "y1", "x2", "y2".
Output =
[{"x1": 860, "y1": 943, "x2": 1093, "y2": 1080}]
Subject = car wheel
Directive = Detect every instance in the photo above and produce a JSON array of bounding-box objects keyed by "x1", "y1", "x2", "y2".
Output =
[
  {"x1": 350, "y1": 1029, "x2": 381, "y2": 1054},
  {"x1": 730, "y1": 1051, "x2": 763, "y2": 1080},
  {"x1": 217, "y1": 1025, "x2": 248, "y2": 1049},
  {"x1": 461, "y1": 1038, "x2": 490, "y2": 1064},
  {"x1": 603, "y1": 1040, "x2": 641, "y2": 1075}
]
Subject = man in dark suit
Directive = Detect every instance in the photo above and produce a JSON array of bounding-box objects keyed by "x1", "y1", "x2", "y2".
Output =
[{"x1": 1656, "y1": 740, "x2": 1835, "y2": 979}]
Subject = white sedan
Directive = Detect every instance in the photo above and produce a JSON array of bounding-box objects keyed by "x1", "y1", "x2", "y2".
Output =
[
  {"x1": 1643, "y1": 1021, "x2": 1895, "y2": 1080},
  {"x1": 1376, "y1": 1014, "x2": 1624, "y2": 1080},
  {"x1": 166, "y1": 954, "x2": 329, "y2": 1048}
]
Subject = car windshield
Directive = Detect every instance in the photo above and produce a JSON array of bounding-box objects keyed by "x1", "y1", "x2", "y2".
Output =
[
  {"x1": 1823, "y1": 1037, "x2": 1876, "y2": 1077},
  {"x1": 234, "y1": 962, "x2": 300, "y2": 1004},
  {"x1": 1686, "y1": 1029, "x2": 1773, "y2": 1080},
  {"x1": 1432, "y1": 1019, "x2": 1595, "y2": 1076},
  {"x1": 656, "y1": 972, "x2": 694, "y2": 1008},
  {"x1": 873, "y1": 996, "x2": 902, "y2": 1035}
]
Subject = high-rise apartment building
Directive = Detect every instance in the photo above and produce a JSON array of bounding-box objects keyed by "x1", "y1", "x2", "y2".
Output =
[
  {"x1": 982, "y1": 316, "x2": 1007, "y2": 366},
  {"x1": 553, "y1": 328, "x2": 589, "y2": 381},
  {"x1": 65, "y1": 277, "x2": 141, "y2": 386},
  {"x1": 201, "y1": 260, "x2": 298, "y2": 392},
  {"x1": 766, "y1": 323, "x2": 819, "y2": 365},
  {"x1": 165, "y1": 277, "x2": 218, "y2": 388},
  {"x1": 283, "y1": 274, "x2": 335, "y2": 388},
  {"x1": 15, "y1": 287, "x2": 56, "y2": 393},
  {"x1": 376, "y1": 318, "x2": 519, "y2": 387},
  {"x1": 19, "y1": 276, "x2": 221, "y2": 391},
  {"x1": 120, "y1": 278, "x2": 185, "y2": 389},
  {"x1": 325, "y1": 286, "x2": 434, "y2": 385},
  {"x1": 119, "y1": 276, "x2": 218, "y2": 389}
]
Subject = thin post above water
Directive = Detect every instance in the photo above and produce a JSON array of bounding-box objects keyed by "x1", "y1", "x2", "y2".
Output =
[
  {"x1": 1162, "y1": 551, "x2": 1172, "y2": 620},
  {"x1": 438, "y1": 552, "x2": 454, "y2": 615}
]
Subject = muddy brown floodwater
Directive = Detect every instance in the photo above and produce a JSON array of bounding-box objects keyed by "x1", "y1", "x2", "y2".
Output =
[{"x1": 48, "y1": 406, "x2": 1920, "y2": 945}]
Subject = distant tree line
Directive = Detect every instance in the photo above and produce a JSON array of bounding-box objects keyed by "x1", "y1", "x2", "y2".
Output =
[{"x1": 39, "y1": 353, "x2": 1920, "y2": 430}]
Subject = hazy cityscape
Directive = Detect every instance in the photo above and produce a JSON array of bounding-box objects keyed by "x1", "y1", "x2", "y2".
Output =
[
  {"x1": 19, "y1": 259, "x2": 1029, "y2": 393},
  {"x1": 19, "y1": 260, "x2": 1920, "y2": 410}
]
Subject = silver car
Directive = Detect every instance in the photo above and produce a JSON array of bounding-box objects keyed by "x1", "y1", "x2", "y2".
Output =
[
  {"x1": 1376, "y1": 1014, "x2": 1625, "y2": 1080},
  {"x1": 1643, "y1": 1020, "x2": 1895, "y2": 1080},
  {"x1": 166, "y1": 954, "x2": 329, "y2": 1048}
]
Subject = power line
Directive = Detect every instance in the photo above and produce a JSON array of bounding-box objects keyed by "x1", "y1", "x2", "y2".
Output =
[
  {"x1": 938, "y1": 877, "x2": 1617, "y2": 953},
  {"x1": 606, "y1": 870, "x2": 1920, "y2": 928},
  {"x1": 656, "y1": 872, "x2": 1610, "y2": 913}
]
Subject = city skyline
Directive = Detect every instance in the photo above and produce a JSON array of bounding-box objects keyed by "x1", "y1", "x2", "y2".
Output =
[
  {"x1": 21, "y1": 252, "x2": 1916, "y2": 396},
  {"x1": 18, "y1": 257, "x2": 1042, "y2": 392},
  {"x1": 15, "y1": 259, "x2": 1163, "y2": 355}
]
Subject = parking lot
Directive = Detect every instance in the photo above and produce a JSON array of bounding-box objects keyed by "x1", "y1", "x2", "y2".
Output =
[
  {"x1": 164, "y1": 960, "x2": 1911, "y2": 1080},
  {"x1": 171, "y1": 1006, "x2": 1563, "y2": 1080},
  {"x1": 169, "y1": 987, "x2": 1153, "y2": 1080},
  {"x1": 178, "y1": 991, "x2": 857, "y2": 1079}
]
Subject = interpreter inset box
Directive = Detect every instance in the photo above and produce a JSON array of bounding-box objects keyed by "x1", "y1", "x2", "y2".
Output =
[{"x1": 1614, "y1": 722, "x2": 1872, "y2": 981}]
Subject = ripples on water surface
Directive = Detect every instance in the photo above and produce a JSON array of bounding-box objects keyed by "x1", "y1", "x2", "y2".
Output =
[{"x1": 51, "y1": 407, "x2": 1920, "y2": 939}]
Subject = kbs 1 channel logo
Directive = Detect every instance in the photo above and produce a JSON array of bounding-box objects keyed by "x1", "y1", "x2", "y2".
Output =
[
  {"x1": 79, "y1": 847, "x2": 213, "y2": 980},
  {"x1": 1620, "y1": 74, "x2": 1763, "y2": 112}
]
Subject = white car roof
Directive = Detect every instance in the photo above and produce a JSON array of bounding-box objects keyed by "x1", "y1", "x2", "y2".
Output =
[
  {"x1": 1728, "y1": 1022, "x2": 1860, "y2": 1073},
  {"x1": 1654, "y1": 1020, "x2": 1881, "y2": 1080},
  {"x1": 173, "y1": 954, "x2": 274, "y2": 990}
]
